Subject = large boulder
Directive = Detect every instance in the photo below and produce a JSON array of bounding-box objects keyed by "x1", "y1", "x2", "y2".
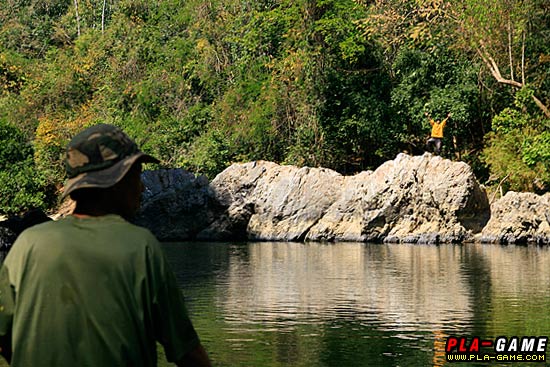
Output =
[
  {"x1": 480, "y1": 192, "x2": 550, "y2": 244},
  {"x1": 308, "y1": 153, "x2": 489, "y2": 243},
  {"x1": 199, "y1": 161, "x2": 344, "y2": 241},
  {"x1": 198, "y1": 153, "x2": 490, "y2": 243},
  {"x1": 133, "y1": 169, "x2": 217, "y2": 241}
]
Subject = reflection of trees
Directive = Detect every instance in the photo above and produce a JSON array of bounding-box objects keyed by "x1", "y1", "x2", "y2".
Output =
[
  {"x1": 458, "y1": 244, "x2": 493, "y2": 339},
  {"x1": 275, "y1": 331, "x2": 299, "y2": 366},
  {"x1": 462, "y1": 245, "x2": 550, "y2": 337}
]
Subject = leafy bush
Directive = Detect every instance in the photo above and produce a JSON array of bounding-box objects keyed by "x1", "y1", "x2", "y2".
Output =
[
  {"x1": 483, "y1": 91, "x2": 550, "y2": 192},
  {"x1": 0, "y1": 121, "x2": 51, "y2": 214}
]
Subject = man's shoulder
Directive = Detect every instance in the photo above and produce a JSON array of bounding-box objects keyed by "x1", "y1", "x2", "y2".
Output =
[
  {"x1": 17, "y1": 219, "x2": 59, "y2": 237},
  {"x1": 20, "y1": 215, "x2": 157, "y2": 242}
]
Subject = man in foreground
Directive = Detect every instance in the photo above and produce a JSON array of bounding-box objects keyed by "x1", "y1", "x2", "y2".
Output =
[{"x1": 0, "y1": 124, "x2": 211, "y2": 366}]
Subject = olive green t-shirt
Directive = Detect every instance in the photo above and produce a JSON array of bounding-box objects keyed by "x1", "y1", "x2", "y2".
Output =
[{"x1": 0, "y1": 215, "x2": 199, "y2": 366}]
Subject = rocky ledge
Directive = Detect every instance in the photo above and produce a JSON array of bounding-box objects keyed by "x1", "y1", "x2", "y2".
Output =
[
  {"x1": 479, "y1": 192, "x2": 550, "y2": 244},
  {"x1": 3, "y1": 153, "x2": 549, "y2": 247},
  {"x1": 135, "y1": 152, "x2": 549, "y2": 244},
  {"x1": 196, "y1": 153, "x2": 490, "y2": 244}
]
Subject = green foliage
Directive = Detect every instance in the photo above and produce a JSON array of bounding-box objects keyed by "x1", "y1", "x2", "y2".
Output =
[
  {"x1": 0, "y1": 0, "x2": 549, "y2": 213},
  {"x1": 183, "y1": 128, "x2": 232, "y2": 178},
  {"x1": 483, "y1": 90, "x2": 550, "y2": 192},
  {"x1": 522, "y1": 131, "x2": 550, "y2": 168},
  {"x1": 0, "y1": 162, "x2": 48, "y2": 215},
  {"x1": 0, "y1": 119, "x2": 31, "y2": 170},
  {"x1": 0, "y1": 121, "x2": 50, "y2": 214},
  {"x1": 390, "y1": 48, "x2": 489, "y2": 167}
]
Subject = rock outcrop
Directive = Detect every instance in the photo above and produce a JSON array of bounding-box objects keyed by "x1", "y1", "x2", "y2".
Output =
[
  {"x1": 129, "y1": 154, "x2": 550, "y2": 244},
  {"x1": 308, "y1": 153, "x2": 489, "y2": 243},
  {"x1": 480, "y1": 192, "x2": 550, "y2": 244},
  {"x1": 193, "y1": 153, "x2": 490, "y2": 243},
  {"x1": 5, "y1": 155, "x2": 546, "y2": 247},
  {"x1": 199, "y1": 161, "x2": 345, "y2": 241},
  {"x1": 133, "y1": 169, "x2": 217, "y2": 241}
]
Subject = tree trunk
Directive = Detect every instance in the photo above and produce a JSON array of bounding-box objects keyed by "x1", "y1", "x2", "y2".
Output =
[
  {"x1": 102, "y1": 0, "x2": 107, "y2": 33},
  {"x1": 521, "y1": 30, "x2": 525, "y2": 85},
  {"x1": 507, "y1": 19, "x2": 514, "y2": 81},
  {"x1": 74, "y1": 0, "x2": 81, "y2": 37}
]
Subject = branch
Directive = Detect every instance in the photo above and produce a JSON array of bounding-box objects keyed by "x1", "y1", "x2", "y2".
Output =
[
  {"x1": 490, "y1": 173, "x2": 510, "y2": 204},
  {"x1": 532, "y1": 95, "x2": 550, "y2": 119},
  {"x1": 477, "y1": 46, "x2": 550, "y2": 119},
  {"x1": 477, "y1": 47, "x2": 522, "y2": 87}
]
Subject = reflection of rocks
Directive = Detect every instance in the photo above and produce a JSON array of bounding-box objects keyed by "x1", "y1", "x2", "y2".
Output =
[
  {"x1": 200, "y1": 154, "x2": 489, "y2": 243},
  {"x1": 480, "y1": 192, "x2": 550, "y2": 244},
  {"x1": 221, "y1": 242, "x2": 473, "y2": 329}
]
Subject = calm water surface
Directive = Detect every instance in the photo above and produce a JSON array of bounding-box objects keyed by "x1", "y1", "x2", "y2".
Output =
[{"x1": 161, "y1": 242, "x2": 550, "y2": 367}]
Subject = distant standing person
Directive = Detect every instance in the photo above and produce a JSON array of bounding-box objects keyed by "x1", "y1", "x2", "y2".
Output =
[
  {"x1": 425, "y1": 111, "x2": 451, "y2": 155},
  {"x1": 0, "y1": 124, "x2": 211, "y2": 367}
]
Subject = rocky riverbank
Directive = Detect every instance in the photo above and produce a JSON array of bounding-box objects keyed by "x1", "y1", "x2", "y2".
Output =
[
  {"x1": 2, "y1": 153, "x2": 549, "y2": 247},
  {"x1": 135, "y1": 153, "x2": 550, "y2": 245}
]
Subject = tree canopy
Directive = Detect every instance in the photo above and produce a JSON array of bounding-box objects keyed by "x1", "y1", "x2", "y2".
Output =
[{"x1": 0, "y1": 0, "x2": 549, "y2": 214}]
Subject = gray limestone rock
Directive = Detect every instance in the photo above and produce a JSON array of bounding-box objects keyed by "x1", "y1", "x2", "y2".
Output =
[
  {"x1": 480, "y1": 192, "x2": 550, "y2": 244},
  {"x1": 137, "y1": 155, "x2": 550, "y2": 244},
  {"x1": 197, "y1": 154, "x2": 490, "y2": 243}
]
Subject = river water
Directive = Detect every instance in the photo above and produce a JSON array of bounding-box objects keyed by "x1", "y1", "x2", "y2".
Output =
[
  {"x1": 0, "y1": 242, "x2": 547, "y2": 366},
  {"x1": 160, "y1": 242, "x2": 550, "y2": 367}
]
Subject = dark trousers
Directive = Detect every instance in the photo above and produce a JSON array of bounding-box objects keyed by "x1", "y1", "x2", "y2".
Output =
[{"x1": 427, "y1": 137, "x2": 442, "y2": 154}]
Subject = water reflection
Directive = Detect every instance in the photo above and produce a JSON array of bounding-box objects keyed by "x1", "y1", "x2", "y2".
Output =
[
  {"x1": 223, "y1": 243, "x2": 473, "y2": 331},
  {"x1": 161, "y1": 242, "x2": 550, "y2": 367}
]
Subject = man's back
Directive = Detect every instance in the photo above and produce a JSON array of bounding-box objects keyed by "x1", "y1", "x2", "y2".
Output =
[{"x1": 0, "y1": 215, "x2": 199, "y2": 367}]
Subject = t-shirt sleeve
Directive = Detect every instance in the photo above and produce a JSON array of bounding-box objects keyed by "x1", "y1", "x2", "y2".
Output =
[
  {"x1": 147, "y1": 239, "x2": 200, "y2": 362},
  {"x1": 0, "y1": 265, "x2": 15, "y2": 351},
  {"x1": 0, "y1": 231, "x2": 28, "y2": 340},
  {"x1": 0, "y1": 234, "x2": 23, "y2": 361}
]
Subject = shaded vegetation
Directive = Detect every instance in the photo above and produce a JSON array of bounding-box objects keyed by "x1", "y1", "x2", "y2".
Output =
[{"x1": 0, "y1": 0, "x2": 549, "y2": 214}]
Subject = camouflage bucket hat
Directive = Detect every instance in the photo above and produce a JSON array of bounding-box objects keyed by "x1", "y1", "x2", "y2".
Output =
[{"x1": 62, "y1": 124, "x2": 159, "y2": 198}]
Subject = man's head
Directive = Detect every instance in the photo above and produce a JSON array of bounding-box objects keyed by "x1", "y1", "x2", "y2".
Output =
[{"x1": 63, "y1": 124, "x2": 159, "y2": 217}]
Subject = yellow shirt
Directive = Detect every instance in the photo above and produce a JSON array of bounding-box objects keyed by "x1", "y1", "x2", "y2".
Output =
[{"x1": 430, "y1": 117, "x2": 448, "y2": 138}]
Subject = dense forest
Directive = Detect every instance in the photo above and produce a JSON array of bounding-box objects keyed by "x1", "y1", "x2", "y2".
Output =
[{"x1": 1, "y1": 0, "x2": 549, "y2": 214}]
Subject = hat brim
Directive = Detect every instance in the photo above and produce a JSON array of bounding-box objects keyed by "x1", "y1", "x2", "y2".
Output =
[{"x1": 62, "y1": 152, "x2": 159, "y2": 199}]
